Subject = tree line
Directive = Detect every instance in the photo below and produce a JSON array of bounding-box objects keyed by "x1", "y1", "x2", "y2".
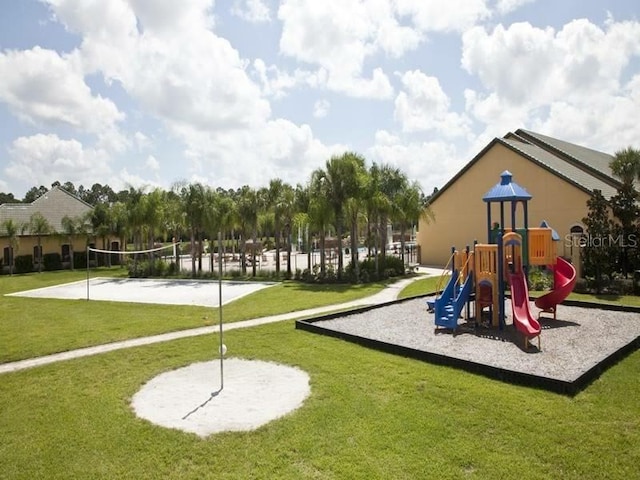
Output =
[{"x1": 1, "y1": 152, "x2": 434, "y2": 282}]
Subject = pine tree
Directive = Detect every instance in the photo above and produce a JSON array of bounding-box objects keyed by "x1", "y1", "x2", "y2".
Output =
[{"x1": 581, "y1": 190, "x2": 614, "y2": 293}]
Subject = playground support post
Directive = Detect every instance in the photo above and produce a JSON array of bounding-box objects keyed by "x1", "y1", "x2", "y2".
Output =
[{"x1": 497, "y1": 233, "x2": 505, "y2": 330}]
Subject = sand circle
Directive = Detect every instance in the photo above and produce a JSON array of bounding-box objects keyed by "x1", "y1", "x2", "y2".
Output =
[{"x1": 131, "y1": 359, "x2": 311, "y2": 437}]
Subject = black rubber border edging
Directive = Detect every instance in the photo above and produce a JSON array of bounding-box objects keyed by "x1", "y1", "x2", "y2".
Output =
[{"x1": 295, "y1": 293, "x2": 640, "y2": 396}]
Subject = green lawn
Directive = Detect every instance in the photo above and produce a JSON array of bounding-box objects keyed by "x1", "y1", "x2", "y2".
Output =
[
  {"x1": 1, "y1": 271, "x2": 639, "y2": 479},
  {"x1": 0, "y1": 271, "x2": 389, "y2": 363},
  {"x1": 398, "y1": 273, "x2": 450, "y2": 299},
  {"x1": 0, "y1": 319, "x2": 638, "y2": 479}
]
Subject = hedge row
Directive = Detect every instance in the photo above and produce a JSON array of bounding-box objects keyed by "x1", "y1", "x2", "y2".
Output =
[{"x1": 1, "y1": 251, "x2": 108, "y2": 274}]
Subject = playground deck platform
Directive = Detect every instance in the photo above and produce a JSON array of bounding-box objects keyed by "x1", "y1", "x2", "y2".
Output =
[{"x1": 296, "y1": 297, "x2": 640, "y2": 395}]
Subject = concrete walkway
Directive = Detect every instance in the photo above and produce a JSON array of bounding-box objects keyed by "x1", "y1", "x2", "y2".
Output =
[{"x1": 0, "y1": 271, "x2": 444, "y2": 375}]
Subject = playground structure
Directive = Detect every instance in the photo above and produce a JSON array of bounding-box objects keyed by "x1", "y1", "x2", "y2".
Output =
[{"x1": 432, "y1": 171, "x2": 577, "y2": 349}]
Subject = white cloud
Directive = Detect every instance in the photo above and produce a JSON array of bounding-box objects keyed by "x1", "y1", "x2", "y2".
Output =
[
  {"x1": 278, "y1": 0, "x2": 400, "y2": 99},
  {"x1": 394, "y1": 70, "x2": 471, "y2": 137},
  {"x1": 178, "y1": 118, "x2": 348, "y2": 190},
  {"x1": 252, "y1": 59, "x2": 316, "y2": 98},
  {"x1": 38, "y1": 0, "x2": 342, "y2": 191},
  {"x1": 231, "y1": 0, "x2": 271, "y2": 23},
  {"x1": 462, "y1": 18, "x2": 640, "y2": 153},
  {"x1": 145, "y1": 155, "x2": 160, "y2": 171},
  {"x1": 46, "y1": 0, "x2": 270, "y2": 134},
  {"x1": 395, "y1": 0, "x2": 491, "y2": 33},
  {"x1": 494, "y1": 0, "x2": 535, "y2": 15},
  {"x1": 368, "y1": 130, "x2": 463, "y2": 192},
  {"x1": 5, "y1": 134, "x2": 112, "y2": 190},
  {"x1": 375, "y1": 16, "x2": 423, "y2": 58},
  {"x1": 0, "y1": 46, "x2": 124, "y2": 133},
  {"x1": 134, "y1": 131, "x2": 152, "y2": 151},
  {"x1": 119, "y1": 167, "x2": 163, "y2": 192},
  {"x1": 313, "y1": 99, "x2": 330, "y2": 118}
]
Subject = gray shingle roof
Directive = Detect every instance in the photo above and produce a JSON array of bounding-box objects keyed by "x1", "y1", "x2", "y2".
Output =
[
  {"x1": 500, "y1": 137, "x2": 618, "y2": 199},
  {"x1": 516, "y1": 129, "x2": 617, "y2": 181},
  {"x1": 0, "y1": 186, "x2": 93, "y2": 236}
]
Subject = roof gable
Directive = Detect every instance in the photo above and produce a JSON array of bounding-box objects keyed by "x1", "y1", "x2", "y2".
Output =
[
  {"x1": 428, "y1": 129, "x2": 620, "y2": 206},
  {"x1": 0, "y1": 186, "x2": 93, "y2": 235}
]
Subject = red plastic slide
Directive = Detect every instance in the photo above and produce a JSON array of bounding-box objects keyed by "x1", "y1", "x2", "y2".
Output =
[
  {"x1": 534, "y1": 257, "x2": 577, "y2": 315},
  {"x1": 509, "y1": 272, "x2": 541, "y2": 340}
]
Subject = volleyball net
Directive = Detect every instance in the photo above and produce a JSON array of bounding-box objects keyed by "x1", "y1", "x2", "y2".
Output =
[{"x1": 85, "y1": 242, "x2": 181, "y2": 300}]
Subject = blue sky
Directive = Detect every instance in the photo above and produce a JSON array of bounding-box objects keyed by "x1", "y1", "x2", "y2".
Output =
[{"x1": 0, "y1": 0, "x2": 639, "y2": 198}]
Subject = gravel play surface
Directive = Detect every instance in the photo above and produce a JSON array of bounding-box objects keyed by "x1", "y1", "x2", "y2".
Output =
[{"x1": 310, "y1": 298, "x2": 640, "y2": 385}]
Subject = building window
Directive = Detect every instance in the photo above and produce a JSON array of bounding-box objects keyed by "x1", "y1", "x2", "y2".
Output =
[
  {"x1": 567, "y1": 224, "x2": 585, "y2": 259},
  {"x1": 570, "y1": 225, "x2": 585, "y2": 235},
  {"x1": 61, "y1": 244, "x2": 71, "y2": 262},
  {"x1": 3, "y1": 247, "x2": 12, "y2": 265}
]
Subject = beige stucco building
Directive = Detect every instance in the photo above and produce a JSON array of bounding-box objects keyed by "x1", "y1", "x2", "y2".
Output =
[
  {"x1": 417, "y1": 129, "x2": 622, "y2": 274},
  {"x1": 0, "y1": 186, "x2": 101, "y2": 272}
]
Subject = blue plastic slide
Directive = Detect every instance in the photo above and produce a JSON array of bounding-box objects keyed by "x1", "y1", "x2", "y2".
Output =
[{"x1": 434, "y1": 270, "x2": 473, "y2": 329}]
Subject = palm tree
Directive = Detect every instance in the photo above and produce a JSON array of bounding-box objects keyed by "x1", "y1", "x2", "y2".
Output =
[
  {"x1": 91, "y1": 203, "x2": 113, "y2": 267},
  {"x1": 266, "y1": 179, "x2": 285, "y2": 275},
  {"x1": 610, "y1": 147, "x2": 640, "y2": 185},
  {"x1": 293, "y1": 183, "x2": 312, "y2": 271},
  {"x1": 175, "y1": 182, "x2": 207, "y2": 277},
  {"x1": 140, "y1": 188, "x2": 164, "y2": 273},
  {"x1": 202, "y1": 188, "x2": 226, "y2": 273},
  {"x1": 278, "y1": 183, "x2": 296, "y2": 276},
  {"x1": 1, "y1": 219, "x2": 21, "y2": 275},
  {"x1": 60, "y1": 214, "x2": 90, "y2": 271},
  {"x1": 162, "y1": 190, "x2": 186, "y2": 268},
  {"x1": 309, "y1": 170, "x2": 334, "y2": 275},
  {"x1": 123, "y1": 186, "x2": 146, "y2": 263},
  {"x1": 216, "y1": 193, "x2": 236, "y2": 271},
  {"x1": 394, "y1": 181, "x2": 434, "y2": 269},
  {"x1": 316, "y1": 152, "x2": 366, "y2": 280},
  {"x1": 237, "y1": 186, "x2": 260, "y2": 276},
  {"x1": 109, "y1": 201, "x2": 130, "y2": 266},
  {"x1": 27, "y1": 212, "x2": 53, "y2": 273},
  {"x1": 377, "y1": 164, "x2": 408, "y2": 266},
  {"x1": 364, "y1": 164, "x2": 386, "y2": 272}
]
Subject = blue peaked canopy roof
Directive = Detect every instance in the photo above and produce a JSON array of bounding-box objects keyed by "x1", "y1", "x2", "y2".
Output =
[
  {"x1": 540, "y1": 220, "x2": 560, "y2": 240},
  {"x1": 482, "y1": 170, "x2": 532, "y2": 202}
]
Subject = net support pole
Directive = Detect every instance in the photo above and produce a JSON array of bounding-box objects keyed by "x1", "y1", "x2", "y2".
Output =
[
  {"x1": 218, "y1": 230, "x2": 224, "y2": 392},
  {"x1": 86, "y1": 245, "x2": 90, "y2": 301}
]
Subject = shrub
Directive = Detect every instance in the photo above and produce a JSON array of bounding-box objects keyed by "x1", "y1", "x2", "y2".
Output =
[
  {"x1": 609, "y1": 278, "x2": 634, "y2": 295},
  {"x1": 127, "y1": 258, "x2": 170, "y2": 278},
  {"x1": 528, "y1": 266, "x2": 553, "y2": 291},
  {"x1": 347, "y1": 254, "x2": 405, "y2": 281},
  {"x1": 73, "y1": 251, "x2": 88, "y2": 269},
  {"x1": 43, "y1": 253, "x2": 63, "y2": 271},
  {"x1": 167, "y1": 262, "x2": 179, "y2": 276},
  {"x1": 15, "y1": 255, "x2": 33, "y2": 274},
  {"x1": 574, "y1": 278, "x2": 589, "y2": 294}
]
